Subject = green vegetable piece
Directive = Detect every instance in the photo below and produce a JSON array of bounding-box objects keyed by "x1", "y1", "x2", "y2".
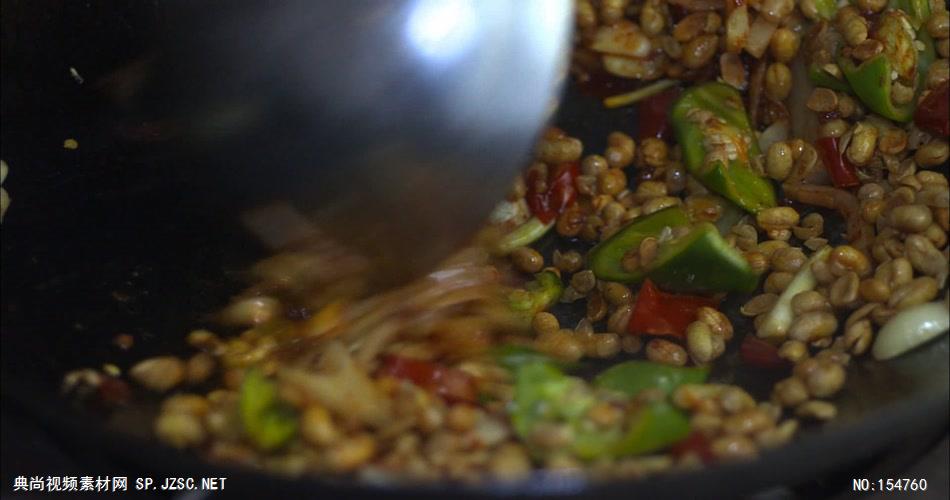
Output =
[
  {"x1": 840, "y1": 55, "x2": 915, "y2": 122},
  {"x1": 671, "y1": 83, "x2": 776, "y2": 214},
  {"x1": 808, "y1": 63, "x2": 852, "y2": 93},
  {"x1": 594, "y1": 361, "x2": 709, "y2": 397},
  {"x1": 240, "y1": 369, "x2": 297, "y2": 451},
  {"x1": 493, "y1": 345, "x2": 559, "y2": 371},
  {"x1": 888, "y1": 0, "x2": 930, "y2": 29},
  {"x1": 815, "y1": 0, "x2": 838, "y2": 19},
  {"x1": 507, "y1": 270, "x2": 563, "y2": 322},
  {"x1": 511, "y1": 362, "x2": 590, "y2": 438},
  {"x1": 840, "y1": 10, "x2": 931, "y2": 123},
  {"x1": 495, "y1": 217, "x2": 554, "y2": 255},
  {"x1": 588, "y1": 206, "x2": 691, "y2": 283},
  {"x1": 611, "y1": 401, "x2": 691, "y2": 456},
  {"x1": 647, "y1": 222, "x2": 760, "y2": 293}
]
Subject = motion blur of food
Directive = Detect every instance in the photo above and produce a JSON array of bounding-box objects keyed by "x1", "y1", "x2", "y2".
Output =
[{"x1": 64, "y1": 0, "x2": 949, "y2": 485}]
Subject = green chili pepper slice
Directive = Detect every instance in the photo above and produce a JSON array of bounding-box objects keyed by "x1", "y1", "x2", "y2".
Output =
[
  {"x1": 647, "y1": 222, "x2": 760, "y2": 293},
  {"x1": 888, "y1": 0, "x2": 930, "y2": 29},
  {"x1": 240, "y1": 369, "x2": 297, "y2": 451},
  {"x1": 594, "y1": 361, "x2": 709, "y2": 398},
  {"x1": 588, "y1": 206, "x2": 691, "y2": 283},
  {"x1": 610, "y1": 401, "x2": 692, "y2": 457},
  {"x1": 671, "y1": 83, "x2": 776, "y2": 214},
  {"x1": 840, "y1": 10, "x2": 928, "y2": 122},
  {"x1": 506, "y1": 269, "x2": 564, "y2": 327},
  {"x1": 808, "y1": 63, "x2": 852, "y2": 93},
  {"x1": 494, "y1": 217, "x2": 554, "y2": 255},
  {"x1": 511, "y1": 361, "x2": 693, "y2": 460}
]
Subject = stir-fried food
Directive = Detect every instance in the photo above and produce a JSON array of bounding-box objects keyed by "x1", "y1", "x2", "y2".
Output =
[{"x1": 66, "y1": 0, "x2": 949, "y2": 485}]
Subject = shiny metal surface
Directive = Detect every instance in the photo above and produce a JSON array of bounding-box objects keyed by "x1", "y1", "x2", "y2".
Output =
[{"x1": 134, "y1": 0, "x2": 572, "y2": 287}]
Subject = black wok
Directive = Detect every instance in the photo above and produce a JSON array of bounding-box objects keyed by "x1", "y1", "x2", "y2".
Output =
[{"x1": 1, "y1": 2, "x2": 947, "y2": 498}]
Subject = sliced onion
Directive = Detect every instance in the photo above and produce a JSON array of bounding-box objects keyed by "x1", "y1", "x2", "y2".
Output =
[
  {"x1": 603, "y1": 79, "x2": 678, "y2": 108},
  {"x1": 758, "y1": 120, "x2": 790, "y2": 153},
  {"x1": 758, "y1": 246, "x2": 831, "y2": 339},
  {"x1": 725, "y1": 6, "x2": 750, "y2": 54},
  {"x1": 872, "y1": 301, "x2": 950, "y2": 360},
  {"x1": 745, "y1": 17, "x2": 778, "y2": 59}
]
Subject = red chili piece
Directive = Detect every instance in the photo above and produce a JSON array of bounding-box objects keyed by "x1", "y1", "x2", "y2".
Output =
[
  {"x1": 739, "y1": 335, "x2": 791, "y2": 370},
  {"x1": 815, "y1": 136, "x2": 861, "y2": 189},
  {"x1": 670, "y1": 432, "x2": 715, "y2": 464},
  {"x1": 526, "y1": 161, "x2": 580, "y2": 224},
  {"x1": 637, "y1": 88, "x2": 681, "y2": 142},
  {"x1": 627, "y1": 280, "x2": 720, "y2": 338},
  {"x1": 97, "y1": 377, "x2": 132, "y2": 406},
  {"x1": 379, "y1": 355, "x2": 477, "y2": 404},
  {"x1": 914, "y1": 85, "x2": 949, "y2": 138}
]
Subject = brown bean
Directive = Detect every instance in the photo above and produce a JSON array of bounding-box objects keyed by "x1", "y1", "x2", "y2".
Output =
[
  {"x1": 829, "y1": 245, "x2": 871, "y2": 277},
  {"x1": 532, "y1": 312, "x2": 560, "y2": 335},
  {"x1": 757, "y1": 207, "x2": 800, "y2": 231},
  {"x1": 765, "y1": 271, "x2": 795, "y2": 294},
  {"x1": 186, "y1": 353, "x2": 216, "y2": 385},
  {"x1": 843, "y1": 319, "x2": 873, "y2": 356},
  {"x1": 536, "y1": 330, "x2": 584, "y2": 362},
  {"x1": 682, "y1": 35, "x2": 718, "y2": 69},
  {"x1": 556, "y1": 206, "x2": 585, "y2": 237},
  {"x1": 765, "y1": 62, "x2": 793, "y2": 101},
  {"x1": 769, "y1": 28, "x2": 800, "y2": 63},
  {"x1": 511, "y1": 247, "x2": 544, "y2": 273},
  {"x1": 846, "y1": 122, "x2": 878, "y2": 166},
  {"x1": 741, "y1": 293, "x2": 779, "y2": 317},
  {"x1": 646, "y1": 339, "x2": 688, "y2": 366},
  {"x1": 687, "y1": 321, "x2": 715, "y2": 364},
  {"x1": 603, "y1": 282, "x2": 633, "y2": 306},
  {"x1": 806, "y1": 88, "x2": 839, "y2": 113},
  {"x1": 582, "y1": 154, "x2": 608, "y2": 177},
  {"x1": 744, "y1": 251, "x2": 770, "y2": 275},
  {"x1": 552, "y1": 249, "x2": 583, "y2": 273},
  {"x1": 570, "y1": 270, "x2": 597, "y2": 294},
  {"x1": 131, "y1": 357, "x2": 186, "y2": 392},
  {"x1": 791, "y1": 290, "x2": 831, "y2": 315},
  {"x1": 301, "y1": 405, "x2": 340, "y2": 446},
  {"x1": 640, "y1": 138, "x2": 668, "y2": 167},
  {"x1": 598, "y1": 168, "x2": 628, "y2": 196},
  {"x1": 888, "y1": 276, "x2": 939, "y2": 310},
  {"x1": 696, "y1": 306, "x2": 733, "y2": 340},
  {"x1": 586, "y1": 293, "x2": 608, "y2": 322},
  {"x1": 890, "y1": 204, "x2": 933, "y2": 233},
  {"x1": 608, "y1": 304, "x2": 633, "y2": 334},
  {"x1": 537, "y1": 136, "x2": 582, "y2": 164},
  {"x1": 710, "y1": 435, "x2": 757, "y2": 461},
  {"x1": 756, "y1": 419, "x2": 799, "y2": 449},
  {"x1": 915, "y1": 140, "x2": 950, "y2": 168},
  {"x1": 829, "y1": 272, "x2": 860, "y2": 308},
  {"x1": 788, "y1": 311, "x2": 838, "y2": 342},
  {"x1": 155, "y1": 412, "x2": 206, "y2": 448},
  {"x1": 771, "y1": 247, "x2": 807, "y2": 273},
  {"x1": 778, "y1": 340, "x2": 809, "y2": 363},
  {"x1": 858, "y1": 278, "x2": 890, "y2": 303},
  {"x1": 927, "y1": 10, "x2": 950, "y2": 39},
  {"x1": 766, "y1": 142, "x2": 794, "y2": 181},
  {"x1": 795, "y1": 400, "x2": 837, "y2": 420},
  {"x1": 804, "y1": 359, "x2": 846, "y2": 398},
  {"x1": 904, "y1": 234, "x2": 948, "y2": 279},
  {"x1": 772, "y1": 377, "x2": 809, "y2": 407}
]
